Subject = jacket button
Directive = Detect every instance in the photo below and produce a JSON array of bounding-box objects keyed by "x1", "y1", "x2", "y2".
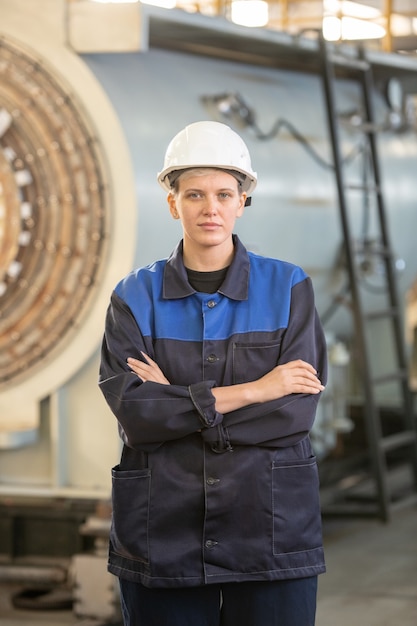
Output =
[
  {"x1": 205, "y1": 540, "x2": 218, "y2": 549},
  {"x1": 207, "y1": 354, "x2": 218, "y2": 363},
  {"x1": 206, "y1": 477, "x2": 220, "y2": 486},
  {"x1": 207, "y1": 300, "x2": 216, "y2": 308}
]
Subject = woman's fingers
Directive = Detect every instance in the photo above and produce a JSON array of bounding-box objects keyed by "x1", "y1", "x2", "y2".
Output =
[
  {"x1": 256, "y1": 359, "x2": 324, "y2": 402},
  {"x1": 279, "y1": 360, "x2": 325, "y2": 394},
  {"x1": 127, "y1": 353, "x2": 170, "y2": 384}
]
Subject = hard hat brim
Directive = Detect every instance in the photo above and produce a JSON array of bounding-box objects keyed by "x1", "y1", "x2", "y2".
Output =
[{"x1": 157, "y1": 164, "x2": 257, "y2": 195}]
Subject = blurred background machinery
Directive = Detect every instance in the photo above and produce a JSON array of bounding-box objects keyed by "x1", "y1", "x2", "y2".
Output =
[{"x1": 1, "y1": 0, "x2": 417, "y2": 621}]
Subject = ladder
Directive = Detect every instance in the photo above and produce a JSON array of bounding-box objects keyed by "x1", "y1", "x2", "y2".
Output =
[{"x1": 318, "y1": 35, "x2": 417, "y2": 521}]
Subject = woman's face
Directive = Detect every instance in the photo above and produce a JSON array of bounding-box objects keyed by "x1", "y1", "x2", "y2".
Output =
[{"x1": 168, "y1": 169, "x2": 246, "y2": 260}]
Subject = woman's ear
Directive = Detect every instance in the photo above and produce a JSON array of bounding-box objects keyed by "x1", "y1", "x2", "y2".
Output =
[
  {"x1": 237, "y1": 192, "x2": 247, "y2": 217},
  {"x1": 168, "y1": 193, "x2": 180, "y2": 219}
]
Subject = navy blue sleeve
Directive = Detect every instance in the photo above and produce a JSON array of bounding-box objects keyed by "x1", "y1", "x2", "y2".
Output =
[
  {"x1": 201, "y1": 278, "x2": 328, "y2": 450},
  {"x1": 99, "y1": 293, "x2": 223, "y2": 451}
]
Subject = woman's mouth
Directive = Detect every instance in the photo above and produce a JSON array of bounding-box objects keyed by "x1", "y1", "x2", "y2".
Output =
[{"x1": 200, "y1": 222, "x2": 220, "y2": 230}]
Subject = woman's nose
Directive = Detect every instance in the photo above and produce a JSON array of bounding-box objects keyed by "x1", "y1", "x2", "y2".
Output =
[{"x1": 203, "y1": 197, "x2": 218, "y2": 215}]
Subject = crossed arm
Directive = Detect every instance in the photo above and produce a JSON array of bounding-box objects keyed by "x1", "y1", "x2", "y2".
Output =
[
  {"x1": 127, "y1": 352, "x2": 325, "y2": 415},
  {"x1": 100, "y1": 280, "x2": 327, "y2": 450}
]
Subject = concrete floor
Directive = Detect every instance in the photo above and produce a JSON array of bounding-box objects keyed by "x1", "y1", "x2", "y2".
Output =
[
  {"x1": 0, "y1": 506, "x2": 416, "y2": 625},
  {"x1": 317, "y1": 506, "x2": 417, "y2": 626}
]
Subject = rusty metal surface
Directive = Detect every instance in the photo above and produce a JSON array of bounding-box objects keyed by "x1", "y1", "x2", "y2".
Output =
[{"x1": 0, "y1": 38, "x2": 109, "y2": 387}]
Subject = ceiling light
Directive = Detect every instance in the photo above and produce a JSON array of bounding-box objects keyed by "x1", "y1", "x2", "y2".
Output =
[
  {"x1": 390, "y1": 15, "x2": 411, "y2": 37},
  {"x1": 230, "y1": 0, "x2": 269, "y2": 28},
  {"x1": 140, "y1": 0, "x2": 176, "y2": 6},
  {"x1": 323, "y1": 15, "x2": 342, "y2": 41},
  {"x1": 324, "y1": 0, "x2": 381, "y2": 20},
  {"x1": 323, "y1": 16, "x2": 386, "y2": 41}
]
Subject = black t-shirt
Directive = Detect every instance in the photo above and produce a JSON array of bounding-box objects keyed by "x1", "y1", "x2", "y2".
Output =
[{"x1": 186, "y1": 267, "x2": 229, "y2": 294}]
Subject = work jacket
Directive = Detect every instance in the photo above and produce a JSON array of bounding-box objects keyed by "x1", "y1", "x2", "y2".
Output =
[{"x1": 99, "y1": 235, "x2": 328, "y2": 588}]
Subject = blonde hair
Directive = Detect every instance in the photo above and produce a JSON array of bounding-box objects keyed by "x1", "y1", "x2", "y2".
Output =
[{"x1": 169, "y1": 168, "x2": 244, "y2": 194}]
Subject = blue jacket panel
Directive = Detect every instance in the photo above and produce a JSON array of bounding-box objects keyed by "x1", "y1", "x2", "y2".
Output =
[{"x1": 99, "y1": 235, "x2": 327, "y2": 587}]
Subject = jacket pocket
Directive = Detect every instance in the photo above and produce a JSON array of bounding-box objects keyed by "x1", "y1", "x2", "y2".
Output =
[
  {"x1": 272, "y1": 456, "x2": 322, "y2": 555},
  {"x1": 111, "y1": 464, "x2": 151, "y2": 564},
  {"x1": 232, "y1": 340, "x2": 281, "y2": 384}
]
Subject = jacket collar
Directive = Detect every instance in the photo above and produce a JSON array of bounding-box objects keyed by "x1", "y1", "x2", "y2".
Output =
[{"x1": 163, "y1": 235, "x2": 249, "y2": 301}]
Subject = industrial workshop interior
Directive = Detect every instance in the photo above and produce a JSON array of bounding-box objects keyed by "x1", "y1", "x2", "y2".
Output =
[{"x1": 1, "y1": 0, "x2": 417, "y2": 623}]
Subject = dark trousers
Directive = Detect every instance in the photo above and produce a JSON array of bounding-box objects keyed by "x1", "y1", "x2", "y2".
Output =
[{"x1": 119, "y1": 576, "x2": 318, "y2": 626}]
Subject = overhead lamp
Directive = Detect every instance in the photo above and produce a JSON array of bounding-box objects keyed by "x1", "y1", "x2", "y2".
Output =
[
  {"x1": 91, "y1": 0, "x2": 139, "y2": 3},
  {"x1": 323, "y1": 0, "x2": 385, "y2": 41},
  {"x1": 140, "y1": 0, "x2": 176, "y2": 6},
  {"x1": 230, "y1": 0, "x2": 269, "y2": 28},
  {"x1": 324, "y1": 0, "x2": 381, "y2": 20},
  {"x1": 323, "y1": 16, "x2": 386, "y2": 41}
]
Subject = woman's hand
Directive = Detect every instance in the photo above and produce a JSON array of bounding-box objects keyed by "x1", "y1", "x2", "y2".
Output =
[
  {"x1": 252, "y1": 359, "x2": 325, "y2": 404},
  {"x1": 127, "y1": 352, "x2": 170, "y2": 384},
  {"x1": 212, "y1": 359, "x2": 325, "y2": 414}
]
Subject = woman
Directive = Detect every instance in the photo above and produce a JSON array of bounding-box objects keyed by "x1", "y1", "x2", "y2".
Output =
[{"x1": 99, "y1": 120, "x2": 327, "y2": 626}]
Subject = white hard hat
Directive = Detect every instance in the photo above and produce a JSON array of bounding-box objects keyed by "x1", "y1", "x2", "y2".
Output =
[{"x1": 157, "y1": 121, "x2": 257, "y2": 195}]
